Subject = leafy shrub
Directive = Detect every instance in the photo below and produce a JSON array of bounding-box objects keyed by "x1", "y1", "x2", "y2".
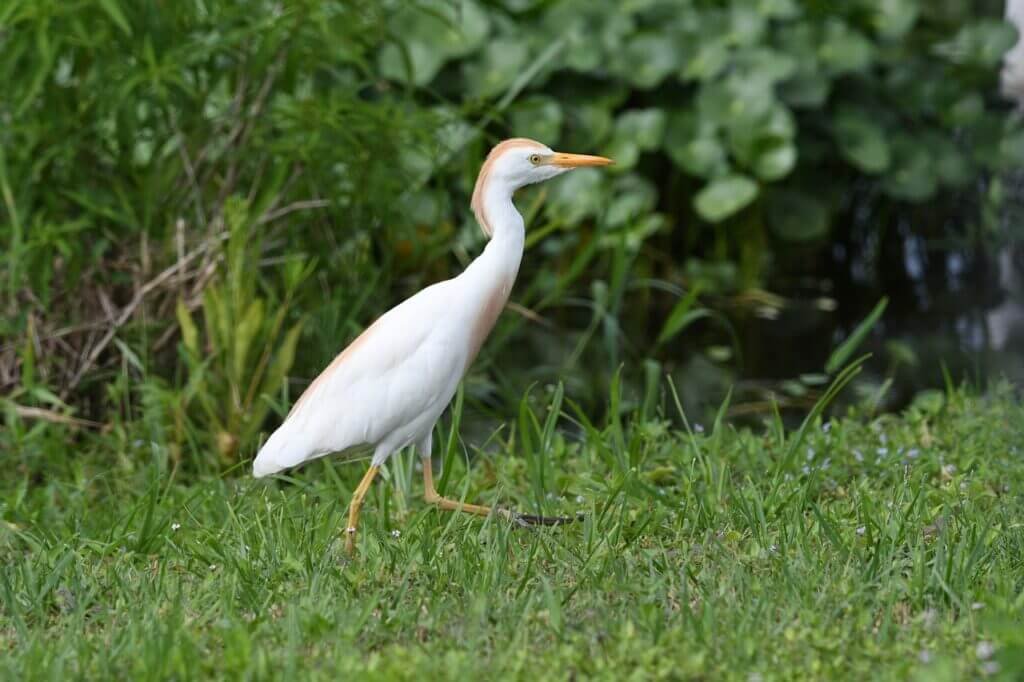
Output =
[
  {"x1": 391, "y1": 0, "x2": 1020, "y2": 234},
  {"x1": 378, "y1": 0, "x2": 1021, "y2": 410},
  {"x1": 175, "y1": 198, "x2": 307, "y2": 464},
  {"x1": 0, "y1": 0, "x2": 437, "y2": 408}
]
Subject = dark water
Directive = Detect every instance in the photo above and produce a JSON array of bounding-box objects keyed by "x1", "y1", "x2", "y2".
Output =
[{"x1": 743, "y1": 178, "x2": 1024, "y2": 411}]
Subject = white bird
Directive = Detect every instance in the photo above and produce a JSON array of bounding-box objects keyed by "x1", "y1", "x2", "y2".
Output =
[{"x1": 253, "y1": 138, "x2": 613, "y2": 553}]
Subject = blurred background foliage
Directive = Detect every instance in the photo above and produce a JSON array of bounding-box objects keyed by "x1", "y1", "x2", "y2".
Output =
[{"x1": 1, "y1": 0, "x2": 1022, "y2": 471}]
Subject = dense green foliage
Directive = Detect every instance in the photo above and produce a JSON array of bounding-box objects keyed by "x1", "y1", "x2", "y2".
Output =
[
  {"x1": 3, "y1": 386, "x2": 1023, "y2": 678},
  {"x1": 2, "y1": 1, "x2": 1020, "y2": 466}
]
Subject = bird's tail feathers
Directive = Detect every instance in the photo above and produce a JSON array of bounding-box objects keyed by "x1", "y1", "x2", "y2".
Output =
[
  {"x1": 252, "y1": 421, "x2": 372, "y2": 478},
  {"x1": 252, "y1": 422, "x2": 310, "y2": 478}
]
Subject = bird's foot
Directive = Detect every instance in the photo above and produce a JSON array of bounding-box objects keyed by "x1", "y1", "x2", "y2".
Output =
[
  {"x1": 422, "y1": 489, "x2": 583, "y2": 528},
  {"x1": 506, "y1": 510, "x2": 584, "y2": 527}
]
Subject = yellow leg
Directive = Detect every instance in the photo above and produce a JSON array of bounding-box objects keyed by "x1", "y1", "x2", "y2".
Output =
[
  {"x1": 422, "y1": 457, "x2": 581, "y2": 527},
  {"x1": 422, "y1": 456, "x2": 503, "y2": 518},
  {"x1": 344, "y1": 465, "x2": 380, "y2": 555}
]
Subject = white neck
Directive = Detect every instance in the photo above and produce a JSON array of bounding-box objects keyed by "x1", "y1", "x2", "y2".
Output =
[
  {"x1": 468, "y1": 178, "x2": 524, "y2": 287},
  {"x1": 455, "y1": 178, "x2": 525, "y2": 364}
]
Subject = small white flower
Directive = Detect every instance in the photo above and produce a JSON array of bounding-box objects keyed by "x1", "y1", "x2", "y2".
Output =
[
  {"x1": 209, "y1": 564, "x2": 217, "y2": 571},
  {"x1": 822, "y1": 422, "x2": 832, "y2": 434},
  {"x1": 907, "y1": 448, "x2": 920, "y2": 459},
  {"x1": 171, "y1": 522, "x2": 181, "y2": 532},
  {"x1": 806, "y1": 447, "x2": 816, "y2": 461},
  {"x1": 345, "y1": 527, "x2": 356, "y2": 535},
  {"x1": 877, "y1": 447, "x2": 889, "y2": 456},
  {"x1": 856, "y1": 526, "x2": 866, "y2": 536},
  {"x1": 694, "y1": 423, "x2": 705, "y2": 434},
  {"x1": 854, "y1": 449, "x2": 864, "y2": 462},
  {"x1": 768, "y1": 544, "x2": 778, "y2": 554},
  {"x1": 976, "y1": 641, "x2": 995, "y2": 660},
  {"x1": 971, "y1": 602, "x2": 984, "y2": 611},
  {"x1": 918, "y1": 649, "x2": 932, "y2": 664},
  {"x1": 576, "y1": 495, "x2": 585, "y2": 504},
  {"x1": 801, "y1": 465, "x2": 811, "y2": 475},
  {"x1": 391, "y1": 530, "x2": 401, "y2": 539}
]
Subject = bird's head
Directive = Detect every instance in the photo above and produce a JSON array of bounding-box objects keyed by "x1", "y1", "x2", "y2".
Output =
[{"x1": 472, "y1": 138, "x2": 613, "y2": 237}]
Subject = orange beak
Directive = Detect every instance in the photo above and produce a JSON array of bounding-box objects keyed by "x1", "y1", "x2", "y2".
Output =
[{"x1": 548, "y1": 152, "x2": 614, "y2": 168}]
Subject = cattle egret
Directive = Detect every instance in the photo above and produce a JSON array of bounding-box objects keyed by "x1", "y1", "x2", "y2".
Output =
[{"x1": 252, "y1": 138, "x2": 613, "y2": 553}]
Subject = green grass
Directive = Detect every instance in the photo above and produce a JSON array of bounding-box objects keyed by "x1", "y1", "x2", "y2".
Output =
[{"x1": 3, "y1": 384, "x2": 1024, "y2": 680}]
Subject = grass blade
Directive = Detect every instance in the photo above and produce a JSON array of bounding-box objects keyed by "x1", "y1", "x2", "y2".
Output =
[{"x1": 825, "y1": 297, "x2": 887, "y2": 374}]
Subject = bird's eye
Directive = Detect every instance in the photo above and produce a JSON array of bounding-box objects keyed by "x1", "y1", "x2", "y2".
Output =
[{"x1": 529, "y1": 154, "x2": 542, "y2": 165}]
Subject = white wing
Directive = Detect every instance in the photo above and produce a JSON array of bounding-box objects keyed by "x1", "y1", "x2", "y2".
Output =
[{"x1": 252, "y1": 280, "x2": 466, "y2": 477}]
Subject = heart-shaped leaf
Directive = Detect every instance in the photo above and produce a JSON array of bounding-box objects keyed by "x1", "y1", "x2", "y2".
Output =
[
  {"x1": 510, "y1": 96, "x2": 564, "y2": 145},
  {"x1": 604, "y1": 174, "x2": 658, "y2": 228},
  {"x1": 665, "y1": 111, "x2": 727, "y2": 178},
  {"x1": 935, "y1": 20, "x2": 1018, "y2": 68},
  {"x1": 462, "y1": 37, "x2": 529, "y2": 98},
  {"x1": 833, "y1": 109, "x2": 891, "y2": 173},
  {"x1": 614, "y1": 109, "x2": 666, "y2": 151},
  {"x1": 546, "y1": 168, "x2": 607, "y2": 223},
  {"x1": 752, "y1": 139, "x2": 797, "y2": 180},
  {"x1": 884, "y1": 136, "x2": 936, "y2": 201},
  {"x1": 694, "y1": 174, "x2": 759, "y2": 222},
  {"x1": 819, "y1": 20, "x2": 874, "y2": 75},
  {"x1": 614, "y1": 33, "x2": 681, "y2": 89},
  {"x1": 870, "y1": 0, "x2": 919, "y2": 40}
]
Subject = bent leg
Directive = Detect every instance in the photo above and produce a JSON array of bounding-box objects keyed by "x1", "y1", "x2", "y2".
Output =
[
  {"x1": 422, "y1": 450, "x2": 497, "y2": 518},
  {"x1": 419, "y1": 440, "x2": 577, "y2": 526}
]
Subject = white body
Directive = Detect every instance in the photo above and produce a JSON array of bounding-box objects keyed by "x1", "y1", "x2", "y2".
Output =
[
  {"x1": 252, "y1": 139, "x2": 608, "y2": 478},
  {"x1": 253, "y1": 213, "x2": 522, "y2": 475}
]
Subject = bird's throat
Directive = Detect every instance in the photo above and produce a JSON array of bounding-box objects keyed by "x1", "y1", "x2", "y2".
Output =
[{"x1": 462, "y1": 192, "x2": 525, "y2": 368}]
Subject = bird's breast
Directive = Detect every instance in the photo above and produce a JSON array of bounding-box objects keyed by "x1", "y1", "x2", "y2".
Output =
[{"x1": 464, "y1": 275, "x2": 513, "y2": 369}]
